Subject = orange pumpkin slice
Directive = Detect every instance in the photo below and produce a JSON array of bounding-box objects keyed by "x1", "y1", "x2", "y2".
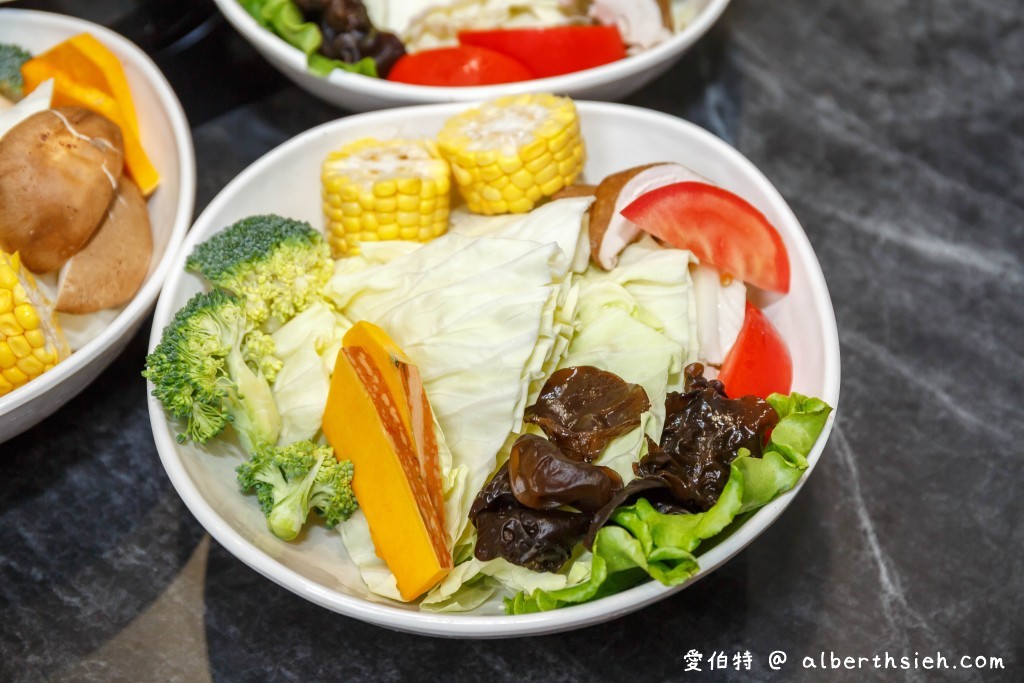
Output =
[
  {"x1": 20, "y1": 33, "x2": 160, "y2": 196},
  {"x1": 322, "y1": 322, "x2": 451, "y2": 601}
]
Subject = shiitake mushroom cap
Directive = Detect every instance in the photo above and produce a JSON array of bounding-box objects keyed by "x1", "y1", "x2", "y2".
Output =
[
  {"x1": 56, "y1": 177, "x2": 152, "y2": 314},
  {"x1": 0, "y1": 107, "x2": 124, "y2": 273}
]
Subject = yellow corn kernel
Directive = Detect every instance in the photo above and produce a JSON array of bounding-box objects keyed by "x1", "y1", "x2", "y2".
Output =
[
  {"x1": 14, "y1": 304, "x2": 39, "y2": 331},
  {"x1": 321, "y1": 138, "x2": 451, "y2": 257},
  {"x1": 17, "y1": 354, "x2": 44, "y2": 378},
  {"x1": 0, "y1": 343, "x2": 14, "y2": 369},
  {"x1": 0, "y1": 313, "x2": 17, "y2": 337},
  {"x1": 33, "y1": 346, "x2": 55, "y2": 364},
  {"x1": 0, "y1": 262, "x2": 17, "y2": 290},
  {"x1": 8, "y1": 335, "x2": 30, "y2": 359},
  {"x1": 436, "y1": 94, "x2": 586, "y2": 215},
  {"x1": 0, "y1": 251, "x2": 68, "y2": 397},
  {"x1": 3, "y1": 366, "x2": 28, "y2": 387}
]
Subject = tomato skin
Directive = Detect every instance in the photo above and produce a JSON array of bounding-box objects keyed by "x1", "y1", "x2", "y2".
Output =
[
  {"x1": 620, "y1": 181, "x2": 791, "y2": 293},
  {"x1": 718, "y1": 302, "x2": 793, "y2": 400},
  {"x1": 386, "y1": 46, "x2": 533, "y2": 86},
  {"x1": 458, "y1": 26, "x2": 626, "y2": 78}
]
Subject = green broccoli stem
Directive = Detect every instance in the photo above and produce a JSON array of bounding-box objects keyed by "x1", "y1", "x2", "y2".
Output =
[
  {"x1": 265, "y1": 456, "x2": 324, "y2": 541},
  {"x1": 225, "y1": 345, "x2": 281, "y2": 454}
]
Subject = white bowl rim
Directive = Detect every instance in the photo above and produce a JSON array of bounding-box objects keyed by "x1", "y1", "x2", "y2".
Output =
[
  {"x1": 149, "y1": 100, "x2": 840, "y2": 638},
  {"x1": 212, "y1": 0, "x2": 732, "y2": 101},
  {"x1": 0, "y1": 9, "x2": 197, "y2": 421}
]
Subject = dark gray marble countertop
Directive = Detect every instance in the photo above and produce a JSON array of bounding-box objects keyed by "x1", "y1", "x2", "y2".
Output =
[{"x1": 2, "y1": 0, "x2": 1022, "y2": 680}]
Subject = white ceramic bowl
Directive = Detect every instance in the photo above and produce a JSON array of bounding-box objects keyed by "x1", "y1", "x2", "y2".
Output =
[
  {"x1": 0, "y1": 10, "x2": 196, "y2": 444},
  {"x1": 211, "y1": 0, "x2": 731, "y2": 112},
  {"x1": 148, "y1": 100, "x2": 840, "y2": 637}
]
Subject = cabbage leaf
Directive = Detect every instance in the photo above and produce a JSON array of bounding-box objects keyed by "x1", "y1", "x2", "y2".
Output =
[
  {"x1": 417, "y1": 226, "x2": 703, "y2": 609},
  {"x1": 269, "y1": 302, "x2": 348, "y2": 444},
  {"x1": 563, "y1": 239, "x2": 697, "y2": 482},
  {"x1": 420, "y1": 235, "x2": 698, "y2": 609}
]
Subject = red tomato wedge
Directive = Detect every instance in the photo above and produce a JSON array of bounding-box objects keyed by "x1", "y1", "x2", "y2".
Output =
[
  {"x1": 387, "y1": 46, "x2": 532, "y2": 86},
  {"x1": 620, "y1": 182, "x2": 791, "y2": 293},
  {"x1": 458, "y1": 26, "x2": 626, "y2": 79},
  {"x1": 718, "y1": 302, "x2": 793, "y2": 400}
]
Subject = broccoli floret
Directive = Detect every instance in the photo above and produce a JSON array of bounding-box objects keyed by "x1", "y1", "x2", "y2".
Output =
[
  {"x1": 241, "y1": 329, "x2": 283, "y2": 383},
  {"x1": 237, "y1": 440, "x2": 358, "y2": 540},
  {"x1": 143, "y1": 289, "x2": 281, "y2": 452},
  {"x1": 185, "y1": 214, "x2": 333, "y2": 331},
  {"x1": 0, "y1": 44, "x2": 30, "y2": 101}
]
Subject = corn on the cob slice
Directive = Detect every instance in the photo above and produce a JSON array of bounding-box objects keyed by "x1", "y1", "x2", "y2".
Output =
[
  {"x1": 0, "y1": 251, "x2": 68, "y2": 397},
  {"x1": 322, "y1": 138, "x2": 451, "y2": 257},
  {"x1": 436, "y1": 93, "x2": 585, "y2": 216}
]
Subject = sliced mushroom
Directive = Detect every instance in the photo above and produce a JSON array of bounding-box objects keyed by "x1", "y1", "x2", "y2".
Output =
[
  {"x1": 691, "y1": 263, "x2": 747, "y2": 367},
  {"x1": 550, "y1": 183, "x2": 597, "y2": 201},
  {"x1": 56, "y1": 177, "x2": 152, "y2": 314},
  {"x1": 657, "y1": 0, "x2": 672, "y2": 29},
  {"x1": 590, "y1": 0, "x2": 672, "y2": 50},
  {"x1": 588, "y1": 162, "x2": 710, "y2": 270},
  {"x1": 0, "y1": 107, "x2": 124, "y2": 273}
]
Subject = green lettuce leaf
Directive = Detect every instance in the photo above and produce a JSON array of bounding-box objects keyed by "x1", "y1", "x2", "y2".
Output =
[
  {"x1": 765, "y1": 392, "x2": 835, "y2": 468},
  {"x1": 238, "y1": 0, "x2": 378, "y2": 77},
  {"x1": 506, "y1": 394, "x2": 833, "y2": 613},
  {"x1": 239, "y1": 0, "x2": 321, "y2": 55},
  {"x1": 308, "y1": 54, "x2": 378, "y2": 78}
]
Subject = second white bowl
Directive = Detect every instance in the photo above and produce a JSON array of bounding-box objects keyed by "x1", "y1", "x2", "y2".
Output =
[
  {"x1": 212, "y1": 0, "x2": 731, "y2": 111},
  {"x1": 0, "y1": 10, "x2": 196, "y2": 445}
]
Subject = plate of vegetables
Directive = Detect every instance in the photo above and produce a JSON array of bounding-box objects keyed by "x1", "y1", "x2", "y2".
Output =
[
  {"x1": 0, "y1": 10, "x2": 195, "y2": 444},
  {"x1": 212, "y1": 0, "x2": 731, "y2": 111},
  {"x1": 147, "y1": 94, "x2": 839, "y2": 636}
]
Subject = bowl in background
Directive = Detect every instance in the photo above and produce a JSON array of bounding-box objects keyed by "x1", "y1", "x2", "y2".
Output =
[
  {"x1": 211, "y1": 0, "x2": 731, "y2": 112},
  {"x1": 0, "y1": 9, "x2": 196, "y2": 444},
  {"x1": 148, "y1": 100, "x2": 839, "y2": 637}
]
